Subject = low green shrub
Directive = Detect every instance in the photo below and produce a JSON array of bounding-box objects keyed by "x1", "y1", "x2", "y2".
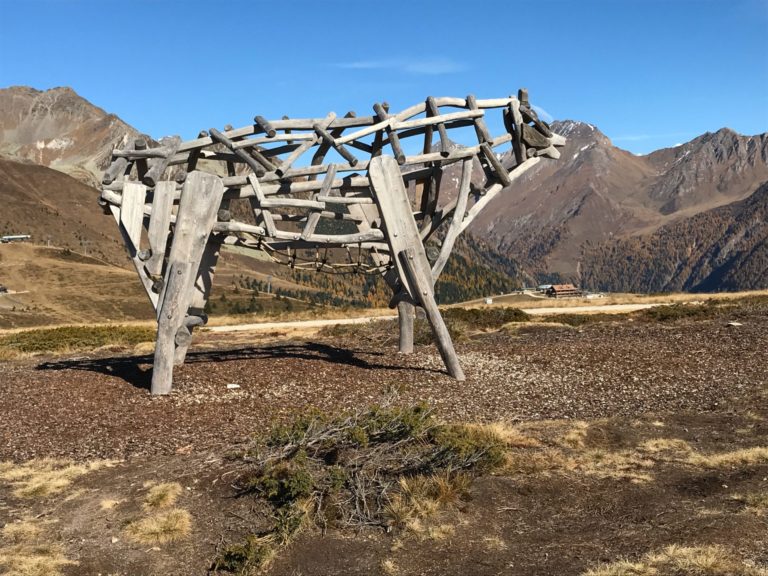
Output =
[{"x1": 0, "y1": 325, "x2": 155, "y2": 354}]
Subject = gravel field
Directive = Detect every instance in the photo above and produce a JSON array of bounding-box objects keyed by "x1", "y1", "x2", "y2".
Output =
[{"x1": 1, "y1": 308, "x2": 765, "y2": 462}]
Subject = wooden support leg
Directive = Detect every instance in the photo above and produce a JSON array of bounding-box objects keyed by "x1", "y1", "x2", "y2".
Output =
[
  {"x1": 172, "y1": 235, "x2": 223, "y2": 366},
  {"x1": 152, "y1": 172, "x2": 224, "y2": 395},
  {"x1": 400, "y1": 248, "x2": 465, "y2": 380},
  {"x1": 369, "y1": 155, "x2": 464, "y2": 380},
  {"x1": 397, "y1": 301, "x2": 414, "y2": 354}
]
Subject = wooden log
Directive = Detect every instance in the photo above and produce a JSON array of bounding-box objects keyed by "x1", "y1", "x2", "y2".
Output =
[
  {"x1": 522, "y1": 123, "x2": 551, "y2": 149},
  {"x1": 143, "y1": 136, "x2": 181, "y2": 187},
  {"x1": 134, "y1": 138, "x2": 149, "y2": 181},
  {"x1": 505, "y1": 98, "x2": 526, "y2": 165},
  {"x1": 480, "y1": 142, "x2": 512, "y2": 186},
  {"x1": 301, "y1": 164, "x2": 336, "y2": 240},
  {"x1": 102, "y1": 139, "x2": 135, "y2": 185},
  {"x1": 173, "y1": 313, "x2": 206, "y2": 366},
  {"x1": 275, "y1": 113, "x2": 336, "y2": 176},
  {"x1": 397, "y1": 301, "x2": 414, "y2": 354},
  {"x1": 212, "y1": 220, "x2": 266, "y2": 236},
  {"x1": 399, "y1": 247, "x2": 464, "y2": 380},
  {"x1": 258, "y1": 198, "x2": 326, "y2": 210},
  {"x1": 247, "y1": 174, "x2": 277, "y2": 237},
  {"x1": 254, "y1": 115, "x2": 277, "y2": 138},
  {"x1": 466, "y1": 94, "x2": 492, "y2": 143},
  {"x1": 145, "y1": 180, "x2": 176, "y2": 276},
  {"x1": 152, "y1": 171, "x2": 225, "y2": 395},
  {"x1": 209, "y1": 127, "x2": 272, "y2": 177},
  {"x1": 426, "y1": 97, "x2": 450, "y2": 157},
  {"x1": 373, "y1": 103, "x2": 406, "y2": 165},
  {"x1": 431, "y1": 158, "x2": 472, "y2": 279},
  {"x1": 313, "y1": 123, "x2": 358, "y2": 166}
]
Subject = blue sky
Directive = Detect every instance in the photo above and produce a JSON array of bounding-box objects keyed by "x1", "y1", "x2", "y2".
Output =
[{"x1": 1, "y1": 0, "x2": 766, "y2": 154}]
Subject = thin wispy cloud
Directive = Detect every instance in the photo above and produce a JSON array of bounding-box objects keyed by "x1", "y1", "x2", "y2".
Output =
[
  {"x1": 333, "y1": 58, "x2": 466, "y2": 76},
  {"x1": 531, "y1": 105, "x2": 554, "y2": 123}
]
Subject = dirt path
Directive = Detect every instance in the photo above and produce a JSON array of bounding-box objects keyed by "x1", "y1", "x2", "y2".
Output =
[{"x1": 207, "y1": 303, "x2": 662, "y2": 333}]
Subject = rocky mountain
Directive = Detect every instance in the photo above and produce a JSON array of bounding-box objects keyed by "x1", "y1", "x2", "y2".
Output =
[
  {"x1": 0, "y1": 86, "x2": 137, "y2": 186},
  {"x1": 467, "y1": 120, "x2": 768, "y2": 287},
  {"x1": 2, "y1": 85, "x2": 766, "y2": 295}
]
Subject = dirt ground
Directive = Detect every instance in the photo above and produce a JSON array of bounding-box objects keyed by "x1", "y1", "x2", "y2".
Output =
[{"x1": 1, "y1": 304, "x2": 767, "y2": 575}]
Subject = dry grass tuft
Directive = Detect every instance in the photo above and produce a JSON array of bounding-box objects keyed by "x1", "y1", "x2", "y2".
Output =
[
  {"x1": 583, "y1": 544, "x2": 768, "y2": 576},
  {"x1": 143, "y1": 482, "x2": 183, "y2": 510},
  {"x1": 732, "y1": 491, "x2": 768, "y2": 515},
  {"x1": 99, "y1": 499, "x2": 121, "y2": 511},
  {"x1": 381, "y1": 558, "x2": 399, "y2": 575},
  {"x1": 688, "y1": 447, "x2": 768, "y2": 469},
  {"x1": 0, "y1": 543, "x2": 78, "y2": 576},
  {"x1": 568, "y1": 449, "x2": 655, "y2": 483},
  {"x1": 466, "y1": 423, "x2": 540, "y2": 448},
  {"x1": 0, "y1": 517, "x2": 76, "y2": 576},
  {"x1": 639, "y1": 438, "x2": 694, "y2": 457},
  {"x1": 561, "y1": 422, "x2": 590, "y2": 449},
  {"x1": 0, "y1": 459, "x2": 116, "y2": 499},
  {"x1": 483, "y1": 536, "x2": 508, "y2": 551},
  {"x1": 124, "y1": 508, "x2": 192, "y2": 544},
  {"x1": 1, "y1": 519, "x2": 48, "y2": 543}
]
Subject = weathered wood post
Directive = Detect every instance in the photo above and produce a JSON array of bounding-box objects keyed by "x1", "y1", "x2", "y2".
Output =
[
  {"x1": 369, "y1": 155, "x2": 465, "y2": 380},
  {"x1": 152, "y1": 171, "x2": 224, "y2": 395}
]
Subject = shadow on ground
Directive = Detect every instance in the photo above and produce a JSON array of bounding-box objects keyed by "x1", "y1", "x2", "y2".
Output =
[{"x1": 35, "y1": 341, "x2": 420, "y2": 390}]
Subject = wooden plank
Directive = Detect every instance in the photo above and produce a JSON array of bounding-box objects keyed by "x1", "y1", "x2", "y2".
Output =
[
  {"x1": 466, "y1": 94, "x2": 492, "y2": 143},
  {"x1": 152, "y1": 171, "x2": 225, "y2": 395},
  {"x1": 426, "y1": 97, "x2": 450, "y2": 157},
  {"x1": 431, "y1": 158, "x2": 472, "y2": 279},
  {"x1": 368, "y1": 155, "x2": 426, "y2": 296},
  {"x1": 120, "y1": 182, "x2": 146, "y2": 252},
  {"x1": 146, "y1": 180, "x2": 175, "y2": 276},
  {"x1": 109, "y1": 204, "x2": 159, "y2": 309}
]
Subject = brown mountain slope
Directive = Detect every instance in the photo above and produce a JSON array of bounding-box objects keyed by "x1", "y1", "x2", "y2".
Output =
[
  {"x1": 581, "y1": 180, "x2": 768, "y2": 293},
  {"x1": 0, "y1": 157, "x2": 131, "y2": 265},
  {"x1": 0, "y1": 86, "x2": 137, "y2": 186},
  {"x1": 467, "y1": 121, "x2": 768, "y2": 282}
]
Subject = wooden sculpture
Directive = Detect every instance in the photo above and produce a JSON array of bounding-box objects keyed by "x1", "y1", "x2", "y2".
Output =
[{"x1": 99, "y1": 89, "x2": 565, "y2": 394}]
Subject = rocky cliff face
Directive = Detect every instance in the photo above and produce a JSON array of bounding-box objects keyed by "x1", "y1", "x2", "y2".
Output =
[
  {"x1": 0, "y1": 86, "x2": 137, "y2": 186},
  {"x1": 465, "y1": 120, "x2": 768, "y2": 286}
]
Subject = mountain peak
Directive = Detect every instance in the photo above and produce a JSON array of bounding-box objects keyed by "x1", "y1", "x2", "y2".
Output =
[{"x1": 551, "y1": 120, "x2": 612, "y2": 147}]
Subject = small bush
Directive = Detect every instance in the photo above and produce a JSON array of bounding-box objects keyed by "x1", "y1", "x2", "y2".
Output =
[{"x1": 636, "y1": 302, "x2": 720, "y2": 322}]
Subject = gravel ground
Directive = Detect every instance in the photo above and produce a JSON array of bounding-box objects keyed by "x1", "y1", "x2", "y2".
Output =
[{"x1": 1, "y1": 311, "x2": 766, "y2": 462}]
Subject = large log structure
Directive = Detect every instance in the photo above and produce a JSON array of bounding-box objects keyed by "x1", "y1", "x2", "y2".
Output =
[{"x1": 99, "y1": 89, "x2": 565, "y2": 394}]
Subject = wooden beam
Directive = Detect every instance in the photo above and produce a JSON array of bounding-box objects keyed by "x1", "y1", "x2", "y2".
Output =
[{"x1": 152, "y1": 171, "x2": 225, "y2": 395}]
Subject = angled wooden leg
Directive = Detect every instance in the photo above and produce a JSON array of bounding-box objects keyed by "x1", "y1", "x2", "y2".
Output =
[
  {"x1": 397, "y1": 301, "x2": 414, "y2": 354},
  {"x1": 152, "y1": 172, "x2": 224, "y2": 395},
  {"x1": 172, "y1": 235, "x2": 223, "y2": 366},
  {"x1": 369, "y1": 155, "x2": 464, "y2": 380},
  {"x1": 400, "y1": 248, "x2": 464, "y2": 380}
]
